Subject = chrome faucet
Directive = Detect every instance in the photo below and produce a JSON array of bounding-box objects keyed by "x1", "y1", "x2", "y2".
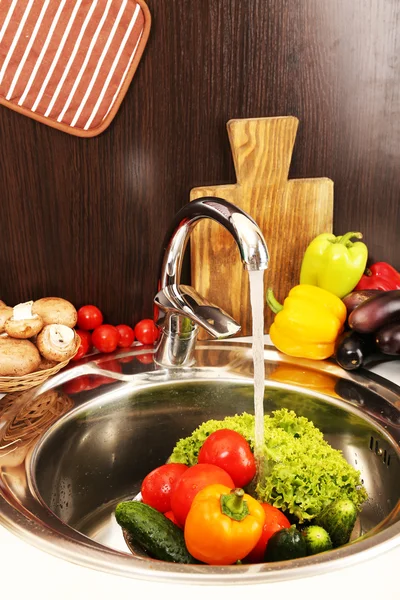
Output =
[{"x1": 154, "y1": 197, "x2": 269, "y2": 367}]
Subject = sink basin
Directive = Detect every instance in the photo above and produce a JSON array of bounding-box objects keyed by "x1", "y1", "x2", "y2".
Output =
[{"x1": 0, "y1": 341, "x2": 399, "y2": 585}]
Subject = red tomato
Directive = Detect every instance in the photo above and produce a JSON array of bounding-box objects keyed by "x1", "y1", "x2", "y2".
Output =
[
  {"x1": 164, "y1": 510, "x2": 181, "y2": 528},
  {"x1": 87, "y1": 359, "x2": 122, "y2": 388},
  {"x1": 78, "y1": 329, "x2": 92, "y2": 350},
  {"x1": 170, "y1": 463, "x2": 235, "y2": 526},
  {"x1": 118, "y1": 356, "x2": 136, "y2": 363},
  {"x1": 71, "y1": 329, "x2": 92, "y2": 361},
  {"x1": 197, "y1": 429, "x2": 256, "y2": 488},
  {"x1": 99, "y1": 358, "x2": 122, "y2": 373},
  {"x1": 134, "y1": 319, "x2": 159, "y2": 345},
  {"x1": 77, "y1": 305, "x2": 103, "y2": 330},
  {"x1": 72, "y1": 337, "x2": 88, "y2": 361},
  {"x1": 115, "y1": 324, "x2": 135, "y2": 348},
  {"x1": 244, "y1": 503, "x2": 291, "y2": 563},
  {"x1": 92, "y1": 324, "x2": 119, "y2": 353},
  {"x1": 136, "y1": 352, "x2": 154, "y2": 365},
  {"x1": 63, "y1": 375, "x2": 91, "y2": 395},
  {"x1": 89, "y1": 375, "x2": 116, "y2": 388},
  {"x1": 141, "y1": 463, "x2": 189, "y2": 513}
]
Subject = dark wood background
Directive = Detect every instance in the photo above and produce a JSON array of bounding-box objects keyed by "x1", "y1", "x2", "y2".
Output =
[{"x1": 0, "y1": 0, "x2": 399, "y2": 327}]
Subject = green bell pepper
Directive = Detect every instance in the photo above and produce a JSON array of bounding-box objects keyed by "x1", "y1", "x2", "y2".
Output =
[{"x1": 299, "y1": 232, "x2": 368, "y2": 299}]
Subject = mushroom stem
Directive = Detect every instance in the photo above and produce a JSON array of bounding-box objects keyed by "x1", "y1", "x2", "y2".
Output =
[
  {"x1": 49, "y1": 324, "x2": 75, "y2": 347},
  {"x1": 12, "y1": 301, "x2": 37, "y2": 320}
]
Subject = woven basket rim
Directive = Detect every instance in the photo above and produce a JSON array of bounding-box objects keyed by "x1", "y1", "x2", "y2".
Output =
[{"x1": 0, "y1": 333, "x2": 79, "y2": 384}]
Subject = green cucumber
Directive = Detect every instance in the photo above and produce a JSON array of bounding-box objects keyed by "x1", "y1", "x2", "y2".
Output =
[
  {"x1": 264, "y1": 525, "x2": 307, "y2": 562},
  {"x1": 315, "y1": 498, "x2": 358, "y2": 547},
  {"x1": 115, "y1": 501, "x2": 196, "y2": 563},
  {"x1": 302, "y1": 525, "x2": 332, "y2": 555}
]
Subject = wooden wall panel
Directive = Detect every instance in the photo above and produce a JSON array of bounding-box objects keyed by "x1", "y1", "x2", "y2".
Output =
[{"x1": 0, "y1": 0, "x2": 398, "y2": 327}]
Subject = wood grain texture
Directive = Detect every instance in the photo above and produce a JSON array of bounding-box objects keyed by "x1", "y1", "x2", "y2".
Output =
[
  {"x1": 0, "y1": 0, "x2": 398, "y2": 330},
  {"x1": 190, "y1": 117, "x2": 333, "y2": 335}
]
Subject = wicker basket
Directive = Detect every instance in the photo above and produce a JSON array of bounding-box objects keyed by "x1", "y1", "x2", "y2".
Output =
[
  {"x1": 1, "y1": 390, "x2": 73, "y2": 439},
  {"x1": 0, "y1": 334, "x2": 80, "y2": 393},
  {"x1": 0, "y1": 389, "x2": 74, "y2": 467}
]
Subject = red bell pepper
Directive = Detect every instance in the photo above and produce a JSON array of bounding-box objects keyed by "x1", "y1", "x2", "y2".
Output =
[{"x1": 354, "y1": 262, "x2": 400, "y2": 291}]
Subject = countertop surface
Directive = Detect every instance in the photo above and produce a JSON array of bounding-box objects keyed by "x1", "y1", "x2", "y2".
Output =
[{"x1": 1, "y1": 339, "x2": 399, "y2": 600}]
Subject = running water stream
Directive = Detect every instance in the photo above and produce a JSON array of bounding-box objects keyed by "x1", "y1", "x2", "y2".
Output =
[{"x1": 248, "y1": 270, "x2": 266, "y2": 484}]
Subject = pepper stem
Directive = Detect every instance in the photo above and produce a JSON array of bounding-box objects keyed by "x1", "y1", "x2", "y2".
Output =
[
  {"x1": 220, "y1": 488, "x2": 249, "y2": 522},
  {"x1": 336, "y1": 232, "x2": 363, "y2": 247},
  {"x1": 266, "y1": 288, "x2": 283, "y2": 314}
]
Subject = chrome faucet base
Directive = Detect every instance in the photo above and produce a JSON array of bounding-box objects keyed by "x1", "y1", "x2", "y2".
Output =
[{"x1": 154, "y1": 320, "x2": 198, "y2": 367}]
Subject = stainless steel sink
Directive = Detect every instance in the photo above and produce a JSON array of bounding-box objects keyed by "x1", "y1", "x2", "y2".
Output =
[{"x1": 0, "y1": 341, "x2": 399, "y2": 585}]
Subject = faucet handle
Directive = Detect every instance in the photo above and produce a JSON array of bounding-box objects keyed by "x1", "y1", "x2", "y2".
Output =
[{"x1": 154, "y1": 284, "x2": 241, "y2": 339}]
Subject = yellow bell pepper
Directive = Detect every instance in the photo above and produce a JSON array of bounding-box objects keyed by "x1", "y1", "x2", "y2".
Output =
[
  {"x1": 267, "y1": 284, "x2": 347, "y2": 360},
  {"x1": 268, "y1": 364, "x2": 339, "y2": 396}
]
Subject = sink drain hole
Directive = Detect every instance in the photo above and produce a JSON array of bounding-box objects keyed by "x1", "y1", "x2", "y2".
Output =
[{"x1": 369, "y1": 436, "x2": 391, "y2": 467}]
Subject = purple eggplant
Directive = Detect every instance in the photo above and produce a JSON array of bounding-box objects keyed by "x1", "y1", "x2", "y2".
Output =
[
  {"x1": 342, "y1": 289, "x2": 382, "y2": 316},
  {"x1": 334, "y1": 330, "x2": 376, "y2": 370},
  {"x1": 376, "y1": 322, "x2": 400, "y2": 355},
  {"x1": 348, "y1": 290, "x2": 400, "y2": 334}
]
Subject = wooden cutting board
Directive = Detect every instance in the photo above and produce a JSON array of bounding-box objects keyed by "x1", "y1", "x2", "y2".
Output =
[{"x1": 190, "y1": 116, "x2": 334, "y2": 336}]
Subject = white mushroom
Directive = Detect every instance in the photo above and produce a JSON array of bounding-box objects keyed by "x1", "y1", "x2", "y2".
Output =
[
  {"x1": 5, "y1": 301, "x2": 44, "y2": 339},
  {"x1": 32, "y1": 297, "x2": 77, "y2": 328},
  {"x1": 36, "y1": 324, "x2": 77, "y2": 362},
  {"x1": 0, "y1": 306, "x2": 13, "y2": 333},
  {"x1": 0, "y1": 337, "x2": 41, "y2": 376}
]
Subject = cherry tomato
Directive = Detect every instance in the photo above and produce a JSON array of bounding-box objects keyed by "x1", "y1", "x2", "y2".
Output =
[
  {"x1": 89, "y1": 374, "x2": 116, "y2": 388},
  {"x1": 77, "y1": 305, "x2": 103, "y2": 330},
  {"x1": 134, "y1": 319, "x2": 159, "y2": 345},
  {"x1": 197, "y1": 429, "x2": 256, "y2": 488},
  {"x1": 164, "y1": 510, "x2": 181, "y2": 528},
  {"x1": 170, "y1": 463, "x2": 234, "y2": 526},
  {"x1": 141, "y1": 463, "x2": 189, "y2": 513},
  {"x1": 89, "y1": 359, "x2": 123, "y2": 387},
  {"x1": 72, "y1": 337, "x2": 88, "y2": 361},
  {"x1": 136, "y1": 352, "x2": 154, "y2": 365},
  {"x1": 92, "y1": 324, "x2": 119, "y2": 353},
  {"x1": 71, "y1": 329, "x2": 92, "y2": 361},
  {"x1": 118, "y1": 356, "x2": 136, "y2": 363},
  {"x1": 115, "y1": 324, "x2": 135, "y2": 348},
  {"x1": 98, "y1": 358, "x2": 122, "y2": 373},
  {"x1": 244, "y1": 503, "x2": 291, "y2": 563},
  {"x1": 63, "y1": 375, "x2": 91, "y2": 395},
  {"x1": 78, "y1": 329, "x2": 93, "y2": 350}
]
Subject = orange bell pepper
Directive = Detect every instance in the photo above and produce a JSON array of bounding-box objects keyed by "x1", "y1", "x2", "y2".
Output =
[{"x1": 184, "y1": 484, "x2": 265, "y2": 565}]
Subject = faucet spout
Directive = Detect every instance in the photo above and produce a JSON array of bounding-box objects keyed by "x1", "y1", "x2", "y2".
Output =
[
  {"x1": 154, "y1": 197, "x2": 269, "y2": 367},
  {"x1": 159, "y1": 197, "x2": 269, "y2": 290}
]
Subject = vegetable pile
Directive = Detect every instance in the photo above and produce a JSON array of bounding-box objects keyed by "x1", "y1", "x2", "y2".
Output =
[
  {"x1": 73, "y1": 303, "x2": 158, "y2": 360},
  {"x1": 170, "y1": 409, "x2": 367, "y2": 522},
  {"x1": 0, "y1": 297, "x2": 78, "y2": 376},
  {"x1": 335, "y1": 289, "x2": 400, "y2": 369},
  {"x1": 266, "y1": 230, "x2": 400, "y2": 368},
  {"x1": 115, "y1": 410, "x2": 367, "y2": 566},
  {"x1": 0, "y1": 297, "x2": 160, "y2": 380},
  {"x1": 0, "y1": 295, "x2": 161, "y2": 389}
]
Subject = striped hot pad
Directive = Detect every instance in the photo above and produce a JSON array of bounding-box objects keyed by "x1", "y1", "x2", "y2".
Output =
[{"x1": 0, "y1": 0, "x2": 151, "y2": 137}]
